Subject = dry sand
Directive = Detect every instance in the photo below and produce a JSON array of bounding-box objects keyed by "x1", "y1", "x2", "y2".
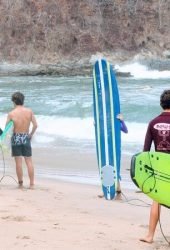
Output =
[{"x1": 0, "y1": 148, "x2": 170, "y2": 249}]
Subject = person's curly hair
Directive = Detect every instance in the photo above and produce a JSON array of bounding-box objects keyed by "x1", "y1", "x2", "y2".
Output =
[
  {"x1": 160, "y1": 90, "x2": 170, "y2": 109},
  {"x1": 11, "y1": 92, "x2": 25, "y2": 105}
]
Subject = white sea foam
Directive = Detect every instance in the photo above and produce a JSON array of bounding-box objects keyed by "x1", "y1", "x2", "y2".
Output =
[
  {"x1": 36, "y1": 116, "x2": 147, "y2": 155},
  {"x1": 0, "y1": 113, "x2": 147, "y2": 144},
  {"x1": 115, "y1": 62, "x2": 170, "y2": 79},
  {"x1": 37, "y1": 115, "x2": 94, "y2": 140},
  {"x1": 0, "y1": 114, "x2": 8, "y2": 128},
  {"x1": 37, "y1": 117, "x2": 147, "y2": 143},
  {"x1": 122, "y1": 122, "x2": 147, "y2": 144}
]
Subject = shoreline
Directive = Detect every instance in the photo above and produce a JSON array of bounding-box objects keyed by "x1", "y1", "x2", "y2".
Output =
[
  {"x1": 0, "y1": 57, "x2": 170, "y2": 77},
  {"x1": 0, "y1": 146, "x2": 135, "y2": 190},
  {"x1": 0, "y1": 63, "x2": 131, "y2": 77}
]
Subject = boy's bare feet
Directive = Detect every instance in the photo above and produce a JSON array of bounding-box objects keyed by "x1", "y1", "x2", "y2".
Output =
[
  {"x1": 18, "y1": 180, "x2": 23, "y2": 189},
  {"x1": 115, "y1": 190, "x2": 122, "y2": 200},
  {"x1": 139, "y1": 236, "x2": 153, "y2": 244},
  {"x1": 98, "y1": 191, "x2": 122, "y2": 200},
  {"x1": 29, "y1": 184, "x2": 34, "y2": 190},
  {"x1": 98, "y1": 194, "x2": 104, "y2": 198}
]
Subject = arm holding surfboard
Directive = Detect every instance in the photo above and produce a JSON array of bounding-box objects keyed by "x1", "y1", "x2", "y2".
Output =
[
  {"x1": 94, "y1": 113, "x2": 128, "y2": 133},
  {"x1": 117, "y1": 114, "x2": 128, "y2": 133}
]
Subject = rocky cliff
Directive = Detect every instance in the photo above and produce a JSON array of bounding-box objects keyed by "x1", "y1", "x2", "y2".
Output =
[{"x1": 0, "y1": 0, "x2": 170, "y2": 75}]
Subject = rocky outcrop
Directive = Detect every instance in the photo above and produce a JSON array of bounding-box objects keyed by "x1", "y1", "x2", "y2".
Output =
[{"x1": 0, "y1": 0, "x2": 170, "y2": 75}]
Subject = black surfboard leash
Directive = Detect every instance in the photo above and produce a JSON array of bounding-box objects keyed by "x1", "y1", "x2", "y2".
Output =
[
  {"x1": 120, "y1": 190, "x2": 151, "y2": 207},
  {"x1": 147, "y1": 152, "x2": 170, "y2": 245},
  {"x1": 140, "y1": 152, "x2": 157, "y2": 195},
  {"x1": 119, "y1": 152, "x2": 155, "y2": 207},
  {"x1": 158, "y1": 205, "x2": 170, "y2": 245},
  {"x1": 0, "y1": 144, "x2": 18, "y2": 184},
  {"x1": 118, "y1": 190, "x2": 170, "y2": 245},
  {"x1": 124, "y1": 152, "x2": 170, "y2": 245}
]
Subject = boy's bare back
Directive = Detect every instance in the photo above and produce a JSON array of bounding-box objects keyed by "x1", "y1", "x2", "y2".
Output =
[{"x1": 7, "y1": 106, "x2": 37, "y2": 134}]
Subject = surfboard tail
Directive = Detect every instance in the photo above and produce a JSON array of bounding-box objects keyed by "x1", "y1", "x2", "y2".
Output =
[{"x1": 102, "y1": 185, "x2": 116, "y2": 200}]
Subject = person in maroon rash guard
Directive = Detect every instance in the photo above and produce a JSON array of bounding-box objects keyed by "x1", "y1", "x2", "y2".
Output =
[{"x1": 140, "y1": 89, "x2": 170, "y2": 244}]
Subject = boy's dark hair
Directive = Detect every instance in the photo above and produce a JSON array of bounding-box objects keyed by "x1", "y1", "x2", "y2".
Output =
[
  {"x1": 160, "y1": 90, "x2": 170, "y2": 109},
  {"x1": 12, "y1": 92, "x2": 25, "y2": 105}
]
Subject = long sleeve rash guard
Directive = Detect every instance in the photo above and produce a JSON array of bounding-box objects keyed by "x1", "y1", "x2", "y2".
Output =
[{"x1": 143, "y1": 112, "x2": 170, "y2": 153}]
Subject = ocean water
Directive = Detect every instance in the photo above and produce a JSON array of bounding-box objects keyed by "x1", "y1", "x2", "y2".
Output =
[{"x1": 0, "y1": 62, "x2": 170, "y2": 187}]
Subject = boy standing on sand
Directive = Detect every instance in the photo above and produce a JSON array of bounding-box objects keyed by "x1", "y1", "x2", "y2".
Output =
[
  {"x1": 6, "y1": 92, "x2": 38, "y2": 188},
  {"x1": 140, "y1": 89, "x2": 170, "y2": 243}
]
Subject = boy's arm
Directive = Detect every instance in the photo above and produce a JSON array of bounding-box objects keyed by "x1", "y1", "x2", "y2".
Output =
[
  {"x1": 117, "y1": 114, "x2": 128, "y2": 133},
  {"x1": 120, "y1": 120, "x2": 128, "y2": 133},
  {"x1": 29, "y1": 112, "x2": 38, "y2": 138},
  {"x1": 5, "y1": 113, "x2": 12, "y2": 127},
  {"x1": 143, "y1": 124, "x2": 152, "y2": 151}
]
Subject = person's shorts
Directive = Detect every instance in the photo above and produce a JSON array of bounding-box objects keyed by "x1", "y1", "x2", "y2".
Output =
[{"x1": 11, "y1": 133, "x2": 32, "y2": 157}]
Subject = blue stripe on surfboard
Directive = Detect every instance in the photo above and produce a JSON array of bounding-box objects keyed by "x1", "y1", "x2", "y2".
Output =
[
  {"x1": 98, "y1": 59, "x2": 113, "y2": 200},
  {"x1": 94, "y1": 62, "x2": 106, "y2": 167},
  {"x1": 101, "y1": 59, "x2": 120, "y2": 172},
  {"x1": 101, "y1": 60, "x2": 114, "y2": 167},
  {"x1": 93, "y1": 75, "x2": 104, "y2": 172},
  {"x1": 102, "y1": 185, "x2": 115, "y2": 200},
  {"x1": 107, "y1": 62, "x2": 118, "y2": 183},
  {"x1": 93, "y1": 86, "x2": 99, "y2": 166},
  {"x1": 109, "y1": 64, "x2": 121, "y2": 178},
  {"x1": 98, "y1": 60, "x2": 110, "y2": 169},
  {"x1": 101, "y1": 59, "x2": 117, "y2": 199},
  {"x1": 93, "y1": 66, "x2": 101, "y2": 168}
]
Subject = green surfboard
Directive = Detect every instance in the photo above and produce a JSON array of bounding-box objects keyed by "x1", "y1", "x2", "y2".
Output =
[
  {"x1": 0, "y1": 121, "x2": 14, "y2": 152},
  {"x1": 131, "y1": 151, "x2": 170, "y2": 208}
]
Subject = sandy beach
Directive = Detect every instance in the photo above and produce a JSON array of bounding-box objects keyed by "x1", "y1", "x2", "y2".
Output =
[{"x1": 0, "y1": 148, "x2": 170, "y2": 250}]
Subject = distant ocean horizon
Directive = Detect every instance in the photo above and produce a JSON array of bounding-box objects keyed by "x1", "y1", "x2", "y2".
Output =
[{"x1": 0, "y1": 60, "x2": 170, "y2": 187}]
